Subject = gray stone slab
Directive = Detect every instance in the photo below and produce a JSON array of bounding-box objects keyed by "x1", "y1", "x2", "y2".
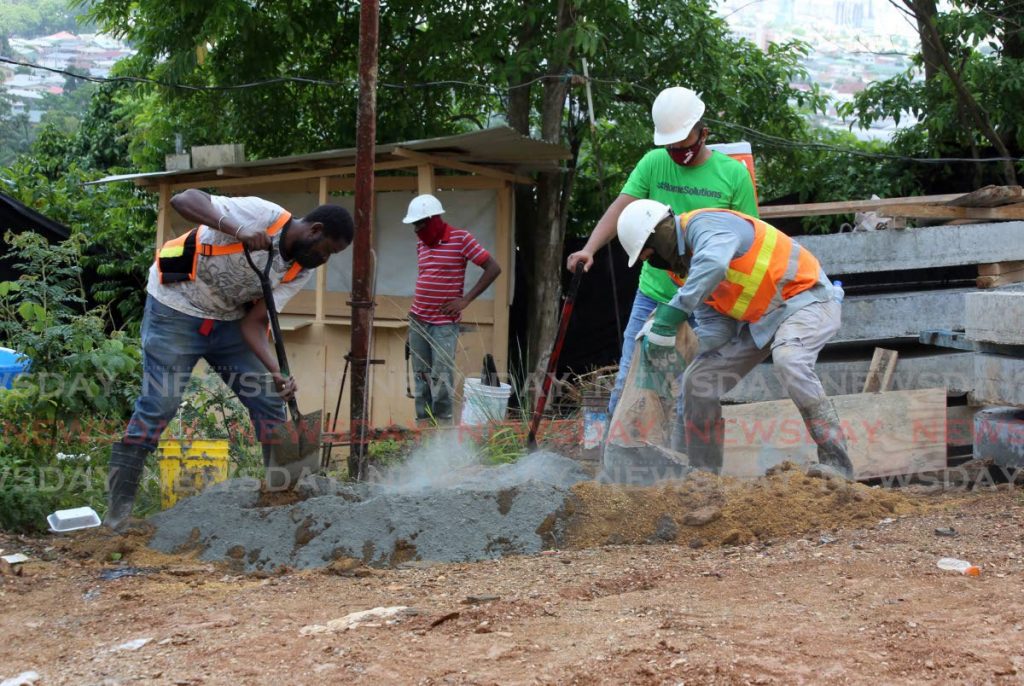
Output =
[
  {"x1": 795, "y1": 222, "x2": 1024, "y2": 275},
  {"x1": 972, "y1": 353, "x2": 1024, "y2": 407},
  {"x1": 724, "y1": 351, "x2": 975, "y2": 404},
  {"x1": 965, "y1": 291, "x2": 1024, "y2": 345},
  {"x1": 836, "y1": 289, "x2": 970, "y2": 343}
]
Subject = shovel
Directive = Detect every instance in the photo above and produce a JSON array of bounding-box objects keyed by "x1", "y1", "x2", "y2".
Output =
[
  {"x1": 527, "y1": 262, "x2": 584, "y2": 450},
  {"x1": 243, "y1": 245, "x2": 322, "y2": 490}
]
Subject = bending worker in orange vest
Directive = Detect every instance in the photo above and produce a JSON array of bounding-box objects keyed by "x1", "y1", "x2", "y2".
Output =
[
  {"x1": 104, "y1": 189, "x2": 353, "y2": 530},
  {"x1": 616, "y1": 200, "x2": 854, "y2": 480}
]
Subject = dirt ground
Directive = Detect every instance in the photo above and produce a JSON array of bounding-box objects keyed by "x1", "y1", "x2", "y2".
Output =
[{"x1": 2, "y1": 482, "x2": 1024, "y2": 685}]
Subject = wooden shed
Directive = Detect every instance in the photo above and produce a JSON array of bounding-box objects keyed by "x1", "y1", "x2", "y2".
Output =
[{"x1": 96, "y1": 127, "x2": 569, "y2": 428}]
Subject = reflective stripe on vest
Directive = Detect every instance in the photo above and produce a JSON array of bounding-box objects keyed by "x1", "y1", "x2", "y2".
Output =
[
  {"x1": 156, "y1": 211, "x2": 298, "y2": 284},
  {"x1": 685, "y1": 209, "x2": 821, "y2": 323}
]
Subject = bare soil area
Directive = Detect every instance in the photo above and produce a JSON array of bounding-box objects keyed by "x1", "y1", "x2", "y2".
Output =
[{"x1": 2, "y1": 483, "x2": 1023, "y2": 685}]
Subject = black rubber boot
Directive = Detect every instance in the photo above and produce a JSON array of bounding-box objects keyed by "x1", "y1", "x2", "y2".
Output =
[
  {"x1": 102, "y1": 441, "x2": 150, "y2": 531},
  {"x1": 799, "y1": 398, "x2": 855, "y2": 480},
  {"x1": 685, "y1": 414, "x2": 724, "y2": 475}
]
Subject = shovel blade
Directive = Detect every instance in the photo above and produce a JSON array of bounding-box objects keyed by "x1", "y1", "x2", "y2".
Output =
[{"x1": 265, "y1": 410, "x2": 322, "y2": 491}]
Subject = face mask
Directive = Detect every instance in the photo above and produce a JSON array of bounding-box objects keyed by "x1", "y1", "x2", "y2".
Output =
[
  {"x1": 645, "y1": 253, "x2": 674, "y2": 271},
  {"x1": 643, "y1": 217, "x2": 691, "y2": 278},
  {"x1": 666, "y1": 129, "x2": 706, "y2": 166},
  {"x1": 415, "y1": 216, "x2": 446, "y2": 247}
]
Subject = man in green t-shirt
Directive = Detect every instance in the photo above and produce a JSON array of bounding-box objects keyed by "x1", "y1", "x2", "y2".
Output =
[{"x1": 566, "y1": 86, "x2": 759, "y2": 434}]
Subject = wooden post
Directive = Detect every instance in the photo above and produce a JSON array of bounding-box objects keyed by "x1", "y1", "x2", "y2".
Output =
[
  {"x1": 417, "y1": 164, "x2": 435, "y2": 195},
  {"x1": 155, "y1": 183, "x2": 171, "y2": 246},
  {"x1": 492, "y1": 182, "x2": 512, "y2": 375}
]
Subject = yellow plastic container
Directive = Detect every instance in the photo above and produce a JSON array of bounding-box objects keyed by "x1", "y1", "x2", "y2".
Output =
[{"x1": 157, "y1": 438, "x2": 230, "y2": 509}]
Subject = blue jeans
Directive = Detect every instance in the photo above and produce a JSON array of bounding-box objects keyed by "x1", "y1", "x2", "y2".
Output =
[
  {"x1": 123, "y1": 297, "x2": 286, "y2": 451},
  {"x1": 608, "y1": 290, "x2": 659, "y2": 415},
  {"x1": 407, "y1": 315, "x2": 460, "y2": 421}
]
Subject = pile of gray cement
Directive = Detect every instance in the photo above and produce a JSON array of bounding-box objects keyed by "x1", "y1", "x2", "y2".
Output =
[{"x1": 148, "y1": 439, "x2": 590, "y2": 572}]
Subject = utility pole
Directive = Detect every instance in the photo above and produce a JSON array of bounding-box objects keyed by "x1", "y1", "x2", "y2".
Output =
[{"x1": 349, "y1": 0, "x2": 379, "y2": 481}]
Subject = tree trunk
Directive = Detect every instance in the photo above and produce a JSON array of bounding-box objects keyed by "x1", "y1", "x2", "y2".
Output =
[
  {"x1": 506, "y1": 0, "x2": 578, "y2": 405},
  {"x1": 908, "y1": 0, "x2": 942, "y2": 82}
]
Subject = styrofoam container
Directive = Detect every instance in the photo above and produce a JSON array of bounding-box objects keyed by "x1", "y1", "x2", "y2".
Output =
[{"x1": 47, "y1": 506, "x2": 101, "y2": 532}]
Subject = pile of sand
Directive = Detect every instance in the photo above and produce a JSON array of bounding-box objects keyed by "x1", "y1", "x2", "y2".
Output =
[{"x1": 560, "y1": 462, "x2": 921, "y2": 548}]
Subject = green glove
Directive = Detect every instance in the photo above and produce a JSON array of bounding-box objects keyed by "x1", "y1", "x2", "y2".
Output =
[{"x1": 636, "y1": 305, "x2": 688, "y2": 396}]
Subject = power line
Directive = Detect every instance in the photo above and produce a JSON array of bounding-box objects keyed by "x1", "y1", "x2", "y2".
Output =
[
  {"x1": 0, "y1": 55, "x2": 558, "y2": 93},
  {"x1": 3, "y1": 55, "x2": 1022, "y2": 165}
]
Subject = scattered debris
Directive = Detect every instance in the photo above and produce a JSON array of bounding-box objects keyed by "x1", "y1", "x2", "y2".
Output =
[
  {"x1": 47, "y1": 506, "x2": 101, "y2": 533},
  {"x1": 0, "y1": 671, "x2": 40, "y2": 686},
  {"x1": 299, "y1": 606, "x2": 416, "y2": 635},
  {"x1": 429, "y1": 612, "x2": 461, "y2": 629},
  {"x1": 934, "y1": 527, "x2": 958, "y2": 537},
  {"x1": 936, "y1": 558, "x2": 981, "y2": 576},
  {"x1": 109, "y1": 638, "x2": 152, "y2": 652},
  {"x1": 1, "y1": 554, "x2": 29, "y2": 565},
  {"x1": 462, "y1": 595, "x2": 500, "y2": 605},
  {"x1": 100, "y1": 567, "x2": 153, "y2": 581},
  {"x1": 818, "y1": 533, "x2": 838, "y2": 546}
]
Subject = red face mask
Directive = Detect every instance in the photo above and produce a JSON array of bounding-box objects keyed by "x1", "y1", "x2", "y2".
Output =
[
  {"x1": 667, "y1": 129, "x2": 707, "y2": 166},
  {"x1": 415, "y1": 215, "x2": 446, "y2": 247}
]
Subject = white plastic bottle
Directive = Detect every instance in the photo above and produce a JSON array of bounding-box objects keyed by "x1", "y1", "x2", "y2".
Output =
[{"x1": 936, "y1": 557, "x2": 980, "y2": 576}]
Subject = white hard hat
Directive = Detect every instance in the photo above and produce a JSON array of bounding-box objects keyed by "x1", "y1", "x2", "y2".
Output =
[
  {"x1": 617, "y1": 199, "x2": 673, "y2": 267},
  {"x1": 403, "y1": 194, "x2": 445, "y2": 224},
  {"x1": 651, "y1": 87, "x2": 706, "y2": 146}
]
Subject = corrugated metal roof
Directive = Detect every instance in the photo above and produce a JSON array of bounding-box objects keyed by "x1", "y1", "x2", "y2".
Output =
[{"x1": 91, "y1": 126, "x2": 569, "y2": 187}]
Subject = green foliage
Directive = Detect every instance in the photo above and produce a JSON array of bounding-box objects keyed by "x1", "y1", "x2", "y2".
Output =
[
  {"x1": 0, "y1": 230, "x2": 142, "y2": 533},
  {"x1": 2, "y1": 156, "x2": 156, "y2": 329},
  {"x1": 0, "y1": 231, "x2": 141, "y2": 420},
  {"x1": 838, "y1": 1, "x2": 1024, "y2": 191}
]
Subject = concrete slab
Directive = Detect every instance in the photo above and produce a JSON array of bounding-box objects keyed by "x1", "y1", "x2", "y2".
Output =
[
  {"x1": 724, "y1": 351, "x2": 974, "y2": 403},
  {"x1": 795, "y1": 222, "x2": 1024, "y2": 275},
  {"x1": 973, "y1": 407, "x2": 1024, "y2": 468},
  {"x1": 972, "y1": 353, "x2": 1024, "y2": 407},
  {"x1": 965, "y1": 291, "x2": 1024, "y2": 345},
  {"x1": 836, "y1": 289, "x2": 970, "y2": 343}
]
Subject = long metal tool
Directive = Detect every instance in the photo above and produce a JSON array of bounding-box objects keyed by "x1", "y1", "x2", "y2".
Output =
[
  {"x1": 527, "y1": 262, "x2": 585, "y2": 450},
  {"x1": 243, "y1": 245, "x2": 322, "y2": 489}
]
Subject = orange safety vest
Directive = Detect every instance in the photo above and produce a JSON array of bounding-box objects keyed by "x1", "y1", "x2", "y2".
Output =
[
  {"x1": 155, "y1": 211, "x2": 302, "y2": 285},
  {"x1": 680, "y1": 208, "x2": 822, "y2": 323}
]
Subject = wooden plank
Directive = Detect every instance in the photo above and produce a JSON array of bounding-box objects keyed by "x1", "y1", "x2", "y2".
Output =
[
  {"x1": 883, "y1": 204, "x2": 1024, "y2": 220},
  {"x1": 155, "y1": 183, "x2": 172, "y2": 245},
  {"x1": 862, "y1": 347, "x2": 898, "y2": 393},
  {"x1": 946, "y1": 185, "x2": 1024, "y2": 208},
  {"x1": 168, "y1": 159, "x2": 417, "y2": 191},
  {"x1": 492, "y1": 182, "x2": 512, "y2": 375},
  {"x1": 978, "y1": 260, "x2": 1024, "y2": 276},
  {"x1": 759, "y1": 193, "x2": 964, "y2": 219},
  {"x1": 720, "y1": 388, "x2": 948, "y2": 480},
  {"x1": 391, "y1": 147, "x2": 535, "y2": 186}
]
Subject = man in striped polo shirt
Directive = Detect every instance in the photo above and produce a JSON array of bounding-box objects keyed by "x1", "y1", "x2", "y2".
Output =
[{"x1": 403, "y1": 194, "x2": 501, "y2": 426}]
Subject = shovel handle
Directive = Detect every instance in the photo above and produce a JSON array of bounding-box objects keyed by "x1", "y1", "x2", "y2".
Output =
[
  {"x1": 527, "y1": 262, "x2": 585, "y2": 448},
  {"x1": 243, "y1": 244, "x2": 301, "y2": 423}
]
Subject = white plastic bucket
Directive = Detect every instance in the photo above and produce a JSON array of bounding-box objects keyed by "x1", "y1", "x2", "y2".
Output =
[{"x1": 460, "y1": 378, "x2": 513, "y2": 426}]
